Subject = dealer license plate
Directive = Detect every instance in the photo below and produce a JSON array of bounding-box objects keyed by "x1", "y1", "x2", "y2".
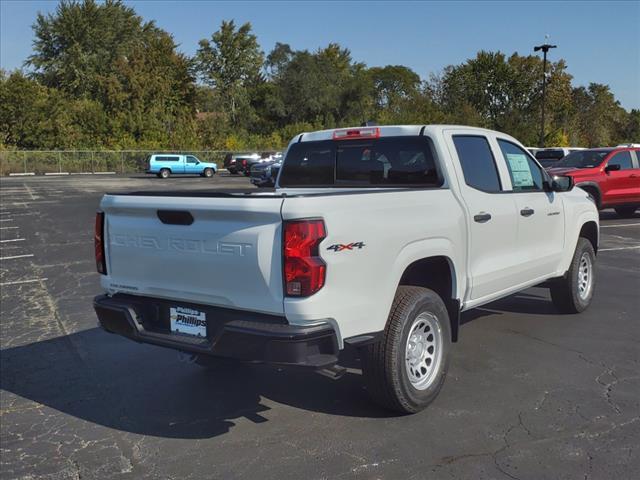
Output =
[{"x1": 169, "y1": 306, "x2": 207, "y2": 337}]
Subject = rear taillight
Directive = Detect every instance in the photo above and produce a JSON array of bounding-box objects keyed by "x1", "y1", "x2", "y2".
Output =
[
  {"x1": 284, "y1": 219, "x2": 326, "y2": 297},
  {"x1": 332, "y1": 127, "x2": 380, "y2": 140},
  {"x1": 95, "y1": 211, "x2": 106, "y2": 275}
]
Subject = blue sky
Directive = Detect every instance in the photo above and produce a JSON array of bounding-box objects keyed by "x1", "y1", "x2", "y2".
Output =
[{"x1": 2, "y1": 0, "x2": 639, "y2": 109}]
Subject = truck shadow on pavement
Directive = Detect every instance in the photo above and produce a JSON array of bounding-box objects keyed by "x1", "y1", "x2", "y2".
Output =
[
  {"x1": 0, "y1": 327, "x2": 392, "y2": 440},
  {"x1": 1, "y1": 289, "x2": 562, "y2": 440},
  {"x1": 462, "y1": 289, "x2": 558, "y2": 323}
]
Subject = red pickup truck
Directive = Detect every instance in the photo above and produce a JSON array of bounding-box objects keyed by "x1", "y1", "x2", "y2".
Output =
[{"x1": 547, "y1": 146, "x2": 640, "y2": 217}]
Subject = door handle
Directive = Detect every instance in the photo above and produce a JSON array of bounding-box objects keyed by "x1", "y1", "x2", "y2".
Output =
[
  {"x1": 520, "y1": 208, "x2": 535, "y2": 217},
  {"x1": 474, "y1": 212, "x2": 492, "y2": 223},
  {"x1": 630, "y1": 174, "x2": 638, "y2": 178}
]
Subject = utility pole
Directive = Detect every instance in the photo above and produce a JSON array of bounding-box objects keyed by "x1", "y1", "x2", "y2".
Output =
[{"x1": 534, "y1": 39, "x2": 557, "y2": 148}]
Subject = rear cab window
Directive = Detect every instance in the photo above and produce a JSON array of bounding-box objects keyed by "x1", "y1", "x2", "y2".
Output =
[{"x1": 279, "y1": 136, "x2": 443, "y2": 188}]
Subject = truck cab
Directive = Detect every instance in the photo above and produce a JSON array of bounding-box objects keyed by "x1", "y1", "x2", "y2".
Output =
[{"x1": 147, "y1": 154, "x2": 218, "y2": 178}]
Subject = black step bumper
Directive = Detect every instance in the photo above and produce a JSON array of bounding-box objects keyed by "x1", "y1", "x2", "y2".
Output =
[{"x1": 93, "y1": 294, "x2": 339, "y2": 369}]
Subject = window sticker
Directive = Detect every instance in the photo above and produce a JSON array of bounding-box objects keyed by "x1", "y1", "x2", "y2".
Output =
[{"x1": 506, "y1": 153, "x2": 534, "y2": 188}]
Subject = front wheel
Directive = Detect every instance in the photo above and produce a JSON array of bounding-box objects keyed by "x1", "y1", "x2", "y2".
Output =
[
  {"x1": 361, "y1": 286, "x2": 451, "y2": 414},
  {"x1": 614, "y1": 206, "x2": 637, "y2": 218},
  {"x1": 203, "y1": 168, "x2": 215, "y2": 178},
  {"x1": 549, "y1": 237, "x2": 596, "y2": 313}
]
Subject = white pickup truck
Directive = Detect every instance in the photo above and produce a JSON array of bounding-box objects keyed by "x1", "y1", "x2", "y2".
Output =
[{"x1": 93, "y1": 125, "x2": 599, "y2": 413}]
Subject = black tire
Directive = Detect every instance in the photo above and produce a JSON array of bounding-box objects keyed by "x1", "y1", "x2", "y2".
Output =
[
  {"x1": 229, "y1": 168, "x2": 238, "y2": 175},
  {"x1": 614, "y1": 206, "x2": 637, "y2": 218},
  {"x1": 159, "y1": 168, "x2": 170, "y2": 179},
  {"x1": 550, "y1": 237, "x2": 596, "y2": 314},
  {"x1": 203, "y1": 168, "x2": 214, "y2": 178},
  {"x1": 361, "y1": 286, "x2": 451, "y2": 414}
]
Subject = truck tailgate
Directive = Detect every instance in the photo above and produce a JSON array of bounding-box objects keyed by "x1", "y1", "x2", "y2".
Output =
[{"x1": 100, "y1": 194, "x2": 285, "y2": 315}]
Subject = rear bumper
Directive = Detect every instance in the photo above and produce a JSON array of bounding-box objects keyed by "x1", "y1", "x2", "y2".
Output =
[{"x1": 94, "y1": 294, "x2": 339, "y2": 369}]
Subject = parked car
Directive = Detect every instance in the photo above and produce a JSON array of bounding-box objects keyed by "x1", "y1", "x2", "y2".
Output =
[
  {"x1": 240, "y1": 151, "x2": 282, "y2": 176},
  {"x1": 223, "y1": 152, "x2": 260, "y2": 175},
  {"x1": 527, "y1": 147, "x2": 540, "y2": 157},
  {"x1": 250, "y1": 156, "x2": 282, "y2": 187},
  {"x1": 546, "y1": 146, "x2": 640, "y2": 216},
  {"x1": 535, "y1": 147, "x2": 586, "y2": 168},
  {"x1": 94, "y1": 125, "x2": 598, "y2": 413},
  {"x1": 147, "y1": 154, "x2": 217, "y2": 179}
]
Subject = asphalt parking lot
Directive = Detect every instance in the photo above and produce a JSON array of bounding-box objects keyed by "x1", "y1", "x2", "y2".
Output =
[{"x1": 1, "y1": 173, "x2": 638, "y2": 480}]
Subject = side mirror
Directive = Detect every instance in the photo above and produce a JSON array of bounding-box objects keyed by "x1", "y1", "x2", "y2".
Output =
[
  {"x1": 551, "y1": 175, "x2": 574, "y2": 192},
  {"x1": 604, "y1": 163, "x2": 621, "y2": 173}
]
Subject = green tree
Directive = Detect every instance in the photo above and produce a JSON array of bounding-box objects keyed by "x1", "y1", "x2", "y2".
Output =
[
  {"x1": 623, "y1": 109, "x2": 640, "y2": 143},
  {"x1": 26, "y1": 0, "x2": 195, "y2": 149},
  {"x1": 570, "y1": 83, "x2": 627, "y2": 147},
  {"x1": 368, "y1": 65, "x2": 421, "y2": 113},
  {"x1": 195, "y1": 20, "x2": 263, "y2": 126},
  {"x1": 263, "y1": 43, "x2": 371, "y2": 128},
  {"x1": 28, "y1": 0, "x2": 142, "y2": 98}
]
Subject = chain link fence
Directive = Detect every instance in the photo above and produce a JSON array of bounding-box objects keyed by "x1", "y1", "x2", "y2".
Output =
[{"x1": 0, "y1": 150, "x2": 234, "y2": 176}]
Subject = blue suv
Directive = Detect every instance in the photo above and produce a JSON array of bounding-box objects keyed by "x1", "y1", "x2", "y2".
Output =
[{"x1": 147, "y1": 154, "x2": 218, "y2": 178}]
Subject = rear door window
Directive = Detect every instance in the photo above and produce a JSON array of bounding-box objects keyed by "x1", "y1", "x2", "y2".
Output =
[{"x1": 452, "y1": 136, "x2": 502, "y2": 192}]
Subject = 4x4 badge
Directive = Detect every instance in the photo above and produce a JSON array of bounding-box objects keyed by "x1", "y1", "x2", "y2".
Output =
[{"x1": 327, "y1": 242, "x2": 365, "y2": 252}]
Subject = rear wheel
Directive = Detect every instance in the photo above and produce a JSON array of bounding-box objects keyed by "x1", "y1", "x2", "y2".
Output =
[
  {"x1": 159, "y1": 168, "x2": 170, "y2": 179},
  {"x1": 550, "y1": 237, "x2": 596, "y2": 313},
  {"x1": 361, "y1": 286, "x2": 451, "y2": 414},
  {"x1": 614, "y1": 206, "x2": 638, "y2": 218},
  {"x1": 203, "y1": 168, "x2": 214, "y2": 178}
]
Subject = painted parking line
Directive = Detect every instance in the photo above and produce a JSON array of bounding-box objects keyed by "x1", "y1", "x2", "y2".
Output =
[
  {"x1": 0, "y1": 254, "x2": 34, "y2": 260},
  {"x1": 0, "y1": 226, "x2": 19, "y2": 230},
  {"x1": 24, "y1": 184, "x2": 36, "y2": 200},
  {"x1": 0, "y1": 238, "x2": 25, "y2": 243},
  {"x1": 600, "y1": 223, "x2": 640, "y2": 228},
  {"x1": 599, "y1": 245, "x2": 640, "y2": 252},
  {"x1": 0, "y1": 278, "x2": 47, "y2": 286},
  {"x1": 0, "y1": 219, "x2": 14, "y2": 222}
]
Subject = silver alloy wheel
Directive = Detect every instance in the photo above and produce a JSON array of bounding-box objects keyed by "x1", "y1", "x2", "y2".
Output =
[
  {"x1": 405, "y1": 312, "x2": 443, "y2": 390},
  {"x1": 205, "y1": 168, "x2": 213, "y2": 177},
  {"x1": 577, "y1": 252, "x2": 593, "y2": 300},
  {"x1": 161, "y1": 170, "x2": 169, "y2": 178}
]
